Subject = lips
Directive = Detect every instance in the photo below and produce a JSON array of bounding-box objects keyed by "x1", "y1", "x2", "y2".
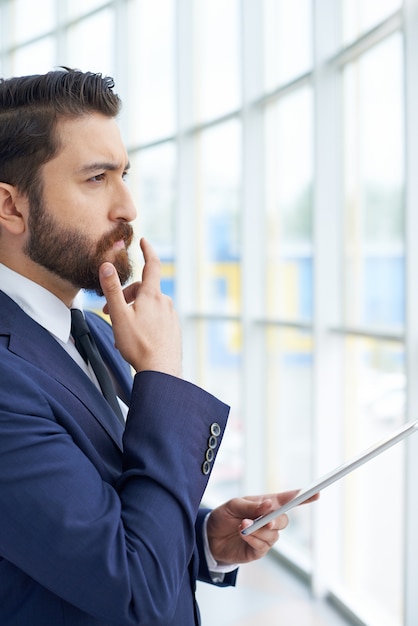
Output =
[
  {"x1": 97, "y1": 223, "x2": 134, "y2": 257},
  {"x1": 112, "y1": 239, "x2": 126, "y2": 250}
]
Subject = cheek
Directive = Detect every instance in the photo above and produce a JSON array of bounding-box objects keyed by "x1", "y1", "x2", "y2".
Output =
[{"x1": 46, "y1": 189, "x2": 89, "y2": 223}]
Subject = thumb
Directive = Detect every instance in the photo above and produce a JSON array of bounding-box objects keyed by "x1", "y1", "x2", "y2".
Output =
[
  {"x1": 232, "y1": 497, "x2": 274, "y2": 521},
  {"x1": 252, "y1": 498, "x2": 274, "y2": 518}
]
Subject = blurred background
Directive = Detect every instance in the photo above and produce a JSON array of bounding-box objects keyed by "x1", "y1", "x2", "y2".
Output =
[{"x1": 1, "y1": 1, "x2": 418, "y2": 624}]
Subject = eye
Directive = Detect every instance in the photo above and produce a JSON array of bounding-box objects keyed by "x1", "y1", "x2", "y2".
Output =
[
  {"x1": 88, "y1": 172, "x2": 106, "y2": 183},
  {"x1": 122, "y1": 171, "x2": 129, "y2": 182}
]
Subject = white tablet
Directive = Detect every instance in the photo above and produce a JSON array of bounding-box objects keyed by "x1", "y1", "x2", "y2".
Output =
[{"x1": 242, "y1": 419, "x2": 418, "y2": 536}]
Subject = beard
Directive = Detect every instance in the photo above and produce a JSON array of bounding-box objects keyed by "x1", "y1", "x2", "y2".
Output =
[{"x1": 24, "y1": 194, "x2": 134, "y2": 296}]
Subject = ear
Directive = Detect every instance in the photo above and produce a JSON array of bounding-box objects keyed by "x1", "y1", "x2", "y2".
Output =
[{"x1": 0, "y1": 182, "x2": 28, "y2": 235}]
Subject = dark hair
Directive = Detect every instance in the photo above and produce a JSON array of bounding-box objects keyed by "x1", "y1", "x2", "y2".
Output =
[{"x1": 0, "y1": 68, "x2": 121, "y2": 199}]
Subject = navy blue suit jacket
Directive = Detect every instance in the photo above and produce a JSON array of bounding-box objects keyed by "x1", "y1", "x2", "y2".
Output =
[{"x1": 0, "y1": 290, "x2": 236, "y2": 625}]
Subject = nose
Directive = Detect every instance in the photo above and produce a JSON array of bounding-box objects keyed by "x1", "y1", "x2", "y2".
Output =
[{"x1": 110, "y1": 181, "x2": 137, "y2": 223}]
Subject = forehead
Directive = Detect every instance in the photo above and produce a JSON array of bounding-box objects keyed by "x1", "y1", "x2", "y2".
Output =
[{"x1": 51, "y1": 113, "x2": 128, "y2": 169}]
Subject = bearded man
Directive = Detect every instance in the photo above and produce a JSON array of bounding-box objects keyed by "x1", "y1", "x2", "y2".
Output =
[{"x1": 0, "y1": 68, "x2": 297, "y2": 626}]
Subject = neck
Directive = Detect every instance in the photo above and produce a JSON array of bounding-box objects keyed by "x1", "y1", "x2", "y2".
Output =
[{"x1": 0, "y1": 254, "x2": 79, "y2": 307}]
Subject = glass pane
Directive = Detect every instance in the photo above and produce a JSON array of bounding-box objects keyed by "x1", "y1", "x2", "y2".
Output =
[
  {"x1": 263, "y1": 0, "x2": 313, "y2": 91},
  {"x1": 265, "y1": 87, "x2": 313, "y2": 320},
  {"x1": 67, "y1": 0, "x2": 108, "y2": 20},
  {"x1": 65, "y1": 9, "x2": 114, "y2": 77},
  {"x1": 195, "y1": 320, "x2": 243, "y2": 504},
  {"x1": 194, "y1": 0, "x2": 241, "y2": 123},
  {"x1": 196, "y1": 121, "x2": 241, "y2": 314},
  {"x1": 129, "y1": 143, "x2": 176, "y2": 299},
  {"x1": 127, "y1": 0, "x2": 176, "y2": 146},
  {"x1": 343, "y1": 35, "x2": 404, "y2": 329},
  {"x1": 265, "y1": 327, "x2": 313, "y2": 561},
  {"x1": 10, "y1": 38, "x2": 55, "y2": 76},
  {"x1": 9, "y1": 0, "x2": 55, "y2": 44},
  {"x1": 336, "y1": 337, "x2": 405, "y2": 626},
  {"x1": 343, "y1": 0, "x2": 402, "y2": 44}
]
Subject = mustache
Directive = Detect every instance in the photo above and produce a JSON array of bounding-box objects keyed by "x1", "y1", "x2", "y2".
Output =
[{"x1": 96, "y1": 222, "x2": 134, "y2": 255}]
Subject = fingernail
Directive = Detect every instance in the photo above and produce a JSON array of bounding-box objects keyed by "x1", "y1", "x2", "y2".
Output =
[{"x1": 101, "y1": 264, "x2": 114, "y2": 277}]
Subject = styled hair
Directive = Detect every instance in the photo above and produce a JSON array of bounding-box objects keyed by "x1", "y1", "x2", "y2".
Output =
[{"x1": 0, "y1": 68, "x2": 121, "y2": 198}]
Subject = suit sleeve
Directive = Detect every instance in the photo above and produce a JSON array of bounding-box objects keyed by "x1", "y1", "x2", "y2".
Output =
[{"x1": 0, "y1": 367, "x2": 230, "y2": 625}]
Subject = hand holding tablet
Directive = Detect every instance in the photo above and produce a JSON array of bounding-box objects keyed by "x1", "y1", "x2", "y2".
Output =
[{"x1": 242, "y1": 419, "x2": 418, "y2": 536}]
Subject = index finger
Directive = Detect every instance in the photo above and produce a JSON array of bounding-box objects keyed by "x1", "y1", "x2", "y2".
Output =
[{"x1": 139, "y1": 238, "x2": 162, "y2": 293}]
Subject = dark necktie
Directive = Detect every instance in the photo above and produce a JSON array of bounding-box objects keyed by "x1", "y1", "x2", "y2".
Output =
[{"x1": 70, "y1": 309, "x2": 125, "y2": 425}]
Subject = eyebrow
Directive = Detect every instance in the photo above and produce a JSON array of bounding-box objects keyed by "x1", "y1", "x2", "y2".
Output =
[{"x1": 77, "y1": 161, "x2": 131, "y2": 175}]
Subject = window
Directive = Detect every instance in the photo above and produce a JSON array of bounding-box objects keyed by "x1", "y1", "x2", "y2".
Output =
[
  {"x1": 194, "y1": 0, "x2": 241, "y2": 123},
  {"x1": 1, "y1": 2, "x2": 416, "y2": 624},
  {"x1": 126, "y1": 0, "x2": 176, "y2": 146}
]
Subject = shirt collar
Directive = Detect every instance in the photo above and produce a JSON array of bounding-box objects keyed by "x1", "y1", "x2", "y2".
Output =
[{"x1": 0, "y1": 263, "x2": 84, "y2": 343}]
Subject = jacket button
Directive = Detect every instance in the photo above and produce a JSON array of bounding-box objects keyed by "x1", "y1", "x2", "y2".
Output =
[
  {"x1": 210, "y1": 422, "x2": 221, "y2": 437},
  {"x1": 208, "y1": 435, "x2": 217, "y2": 449},
  {"x1": 202, "y1": 461, "x2": 211, "y2": 475},
  {"x1": 205, "y1": 448, "x2": 214, "y2": 463}
]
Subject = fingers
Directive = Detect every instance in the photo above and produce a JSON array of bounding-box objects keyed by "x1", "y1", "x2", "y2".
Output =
[
  {"x1": 269, "y1": 489, "x2": 299, "y2": 505},
  {"x1": 240, "y1": 513, "x2": 288, "y2": 555},
  {"x1": 99, "y1": 237, "x2": 182, "y2": 374},
  {"x1": 139, "y1": 237, "x2": 162, "y2": 295},
  {"x1": 235, "y1": 497, "x2": 287, "y2": 545},
  {"x1": 229, "y1": 497, "x2": 273, "y2": 520},
  {"x1": 101, "y1": 237, "x2": 159, "y2": 316},
  {"x1": 99, "y1": 262, "x2": 126, "y2": 319},
  {"x1": 102, "y1": 281, "x2": 142, "y2": 315},
  {"x1": 241, "y1": 512, "x2": 288, "y2": 535},
  {"x1": 299, "y1": 492, "x2": 320, "y2": 506}
]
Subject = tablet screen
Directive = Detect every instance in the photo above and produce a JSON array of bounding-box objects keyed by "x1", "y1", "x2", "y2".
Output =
[{"x1": 242, "y1": 419, "x2": 418, "y2": 536}]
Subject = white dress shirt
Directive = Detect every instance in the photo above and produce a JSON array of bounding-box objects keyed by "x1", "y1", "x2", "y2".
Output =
[{"x1": 0, "y1": 263, "x2": 95, "y2": 378}]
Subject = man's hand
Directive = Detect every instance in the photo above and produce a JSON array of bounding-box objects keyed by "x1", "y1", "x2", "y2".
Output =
[
  {"x1": 99, "y1": 238, "x2": 182, "y2": 376},
  {"x1": 206, "y1": 491, "x2": 319, "y2": 565}
]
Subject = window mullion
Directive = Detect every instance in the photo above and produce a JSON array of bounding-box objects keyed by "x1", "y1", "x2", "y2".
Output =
[
  {"x1": 311, "y1": 0, "x2": 343, "y2": 598},
  {"x1": 240, "y1": 0, "x2": 265, "y2": 494},
  {"x1": 403, "y1": 1, "x2": 418, "y2": 624}
]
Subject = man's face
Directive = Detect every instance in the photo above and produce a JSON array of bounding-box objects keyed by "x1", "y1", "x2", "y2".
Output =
[{"x1": 23, "y1": 113, "x2": 137, "y2": 296}]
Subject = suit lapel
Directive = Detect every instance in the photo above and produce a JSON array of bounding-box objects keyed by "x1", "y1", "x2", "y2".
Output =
[{"x1": 0, "y1": 291, "x2": 124, "y2": 449}]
